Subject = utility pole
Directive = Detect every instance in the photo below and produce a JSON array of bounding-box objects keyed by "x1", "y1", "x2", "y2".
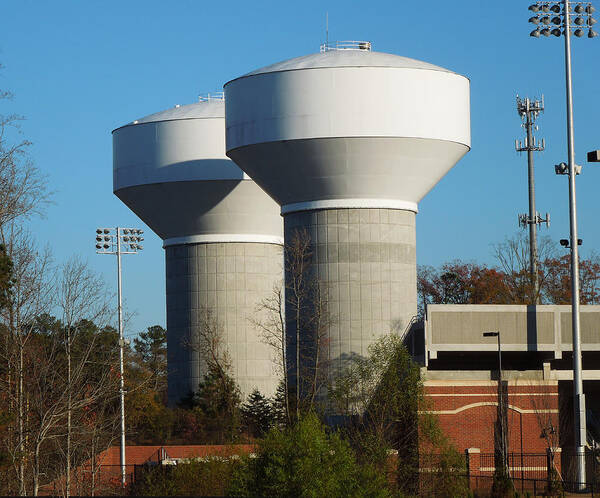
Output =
[{"x1": 515, "y1": 95, "x2": 549, "y2": 303}]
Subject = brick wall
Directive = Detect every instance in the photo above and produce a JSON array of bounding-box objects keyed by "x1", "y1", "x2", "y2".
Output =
[{"x1": 423, "y1": 380, "x2": 559, "y2": 462}]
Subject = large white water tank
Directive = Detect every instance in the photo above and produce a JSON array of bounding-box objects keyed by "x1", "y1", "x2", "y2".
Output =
[
  {"x1": 225, "y1": 44, "x2": 470, "y2": 214},
  {"x1": 224, "y1": 43, "x2": 470, "y2": 397},
  {"x1": 113, "y1": 97, "x2": 284, "y2": 404}
]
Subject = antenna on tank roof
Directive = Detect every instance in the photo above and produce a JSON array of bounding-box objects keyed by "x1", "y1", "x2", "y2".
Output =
[{"x1": 326, "y1": 12, "x2": 329, "y2": 46}]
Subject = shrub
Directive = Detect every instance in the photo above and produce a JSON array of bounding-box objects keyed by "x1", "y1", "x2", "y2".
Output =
[
  {"x1": 227, "y1": 412, "x2": 389, "y2": 497},
  {"x1": 129, "y1": 458, "x2": 238, "y2": 496}
]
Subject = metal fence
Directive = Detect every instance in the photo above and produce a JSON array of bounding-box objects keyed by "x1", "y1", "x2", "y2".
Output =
[{"x1": 479, "y1": 452, "x2": 549, "y2": 479}]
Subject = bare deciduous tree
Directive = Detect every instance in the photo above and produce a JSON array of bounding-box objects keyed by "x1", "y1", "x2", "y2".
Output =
[
  {"x1": 54, "y1": 256, "x2": 113, "y2": 497},
  {"x1": 283, "y1": 229, "x2": 332, "y2": 418},
  {"x1": 251, "y1": 283, "x2": 290, "y2": 424},
  {"x1": 0, "y1": 78, "x2": 50, "y2": 231},
  {"x1": 493, "y1": 232, "x2": 556, "y2": 304},
  {"x1": 0, "y1": 229, "x2": 53, "y2": 495}
]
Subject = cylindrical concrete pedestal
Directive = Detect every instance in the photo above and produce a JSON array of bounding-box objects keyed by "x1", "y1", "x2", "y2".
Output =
[
  {"x1": 284, "y1": 207, "x2": 416, "y2": 385},
  {"x1": 166, "y1": 241, "x2": 283, "y2": 405}
]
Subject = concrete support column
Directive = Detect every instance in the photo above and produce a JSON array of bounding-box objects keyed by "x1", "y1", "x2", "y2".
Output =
[
  {"x1": 283, "y1": 207, "x2": 417, "y2": 389},
  {"x1": 166, "y1": 242, "x2": 283, "y2": 405}
]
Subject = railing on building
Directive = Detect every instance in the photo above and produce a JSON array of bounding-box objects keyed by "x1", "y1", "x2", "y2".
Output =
[{"x1": 319, "y1": 40, "x2": 372, "y2": 52}]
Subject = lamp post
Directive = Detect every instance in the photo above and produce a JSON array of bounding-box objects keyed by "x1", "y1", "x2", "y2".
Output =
[
  {"x1": 483, "y1": 331, "x2": 508, "y2": 478},
  {"x1": 95, "y1": 227, "x2": 144, "y2": 487},
  {"x1": 528, "y1": 1, "x2": 597, "y2": 489}
]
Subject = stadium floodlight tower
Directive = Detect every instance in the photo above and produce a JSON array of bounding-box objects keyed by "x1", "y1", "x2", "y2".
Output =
[
  {"x1": 112, "y1": 94, "x2": 284, "y2": 405},
  {"x1": 225, "y1": 41, "x2": 470, "y2": 395}
]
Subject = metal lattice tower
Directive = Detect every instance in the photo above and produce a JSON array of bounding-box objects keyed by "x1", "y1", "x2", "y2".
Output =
[{"x1": 515, "y1": 95, "x2": 549, "y2": 303}]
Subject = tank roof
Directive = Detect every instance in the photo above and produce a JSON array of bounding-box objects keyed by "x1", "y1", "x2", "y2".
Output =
[
  {"x1": 234, "y1": 50, "x2": 455, "y2": 81},
  {"x1": 114, "y1": 100, "x2": 224, "y2": 132}
]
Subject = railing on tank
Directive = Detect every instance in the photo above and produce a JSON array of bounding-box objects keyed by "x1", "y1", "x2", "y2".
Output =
[
  {"x1": 198, "y1": 92, "x2": 224, "y2": 102},
  {"x1": 320, "y1": 40, "x2": 372, "y2": 52}
]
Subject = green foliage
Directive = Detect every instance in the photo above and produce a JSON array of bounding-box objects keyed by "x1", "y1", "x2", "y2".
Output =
[
  {"x1": 491, "y1": 466, "x2": 514, "y2": 498},
  {"x1": 241, "y1": 389, "x2": 275, "y2": 438},
  {"x1": 546, "y1": 467, "x2": 563, "y2": 497},
  {"x1": 271, "y1": 380, "x2": 290, "y2": 428},
  {"x1": 133, "y1": 325, "x2": 167, "y2": 395},
  {"x1": 331, "y1": 333, "x2": 469, "y2": 498},
  {"x1": 182, "y1": 364, "x2": 242, "y2": 444},
  {"x1": 228, "y1": 412, "x2": 389, "y2": 498},
  {"x1": 126, "y1": 390, "x2": 174, "y2": 444},
  {"x1": 130, "y1": 458, "x2": 239, "y2": 496}
]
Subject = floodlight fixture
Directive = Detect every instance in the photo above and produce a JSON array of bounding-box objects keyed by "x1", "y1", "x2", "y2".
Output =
[
  {"x1": 589, "y1": 28, "x2": 598, "y2": 36},
  {"x1": 551, "y1": 4, "x2": 561, "y2": 11},
  {"x1": 575, "y1": 16, "x2": 585, "y2": 24},
  {"x1": 530, "y1": 15, "x2": 541, "y2": 23},
  {"x1": 560, "y1": 239, "x2": 569, "y2": 246},
  {"x1": 575, "y1": 3, "x2": 585, "y2": 12},
  {"x1": 541, "y1": 15, "x2": 551, "y2": 23},
  {"x1": 531, "y1": 28, "x2": 542, "y2": 36},
  {"x1": 552, "y1": 27, "x2": 562, "y2": 35},
  {"x1": 587, "y1": 4, "x2": 596, "y2": 12},
  {"x1": 552, "y1": 15, "x2": 562, "y2": 23},
  {"x1": 529, "y1": 4, "x2": 540, "y2": 11}
]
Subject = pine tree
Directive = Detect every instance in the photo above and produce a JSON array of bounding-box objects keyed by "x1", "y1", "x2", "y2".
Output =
[
  {"x1": 241, "y1": 389, "x2": 274, "y2": 438},
  {"x1": 270, "y1": 381, "x2": 289, "y2": 428},
  {"x1": 193, "y1": 364, "x2": 242, "y2": 443}
]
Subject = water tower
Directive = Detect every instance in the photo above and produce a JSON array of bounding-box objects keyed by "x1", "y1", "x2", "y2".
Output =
[
  {"x1": 113, "y1": 96, "x2": 284, "y2": 404},
  {"x1": 225, "y1": 42, "x2": 470, "y2": 384}
]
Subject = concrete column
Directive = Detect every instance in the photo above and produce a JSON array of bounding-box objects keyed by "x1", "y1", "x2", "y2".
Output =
[
  {"x1": 166, "y1": 242, "x2": 283, "y2": 405},
  {"x1": 283, "y1": 207, "x2": 417, "y2": 391}
]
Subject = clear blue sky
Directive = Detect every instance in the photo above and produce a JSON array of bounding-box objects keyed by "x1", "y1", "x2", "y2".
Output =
[{"x1": 1, "y1": 1, "x2": 599, "y2": 337}]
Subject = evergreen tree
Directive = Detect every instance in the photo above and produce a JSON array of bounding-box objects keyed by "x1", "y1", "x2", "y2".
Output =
[
  {"x1": 133, "y1": 325, "x2": 167, "y2": 394},
  {"x1": 271, "y1": 381, "x2": 289, "y2": 428},
  {"x1": 192, "y1": 364, "x2": 242, "y2": 444},
  {"x1": 241, "y1": 389, "x2": 274, "y2": 438},
  {"x1": 228, "y1": 412, "x2": 389, "y2": 497}
]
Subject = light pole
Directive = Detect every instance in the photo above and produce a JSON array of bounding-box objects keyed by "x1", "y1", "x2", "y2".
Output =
[
  {"x1": 483, "y1": 331, "x2": 509, "y2": 478},
  {"x1": 95, "y1": 227, "x2": 144, "y2": 487},
  {"x1": 528, "y1": 1, "x2": 597, "y2": 489}
]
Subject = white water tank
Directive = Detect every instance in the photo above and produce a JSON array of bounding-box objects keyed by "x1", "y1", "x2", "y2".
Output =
[{"x1": 113, "y1": 96, "x2": 284, "y2": 404}]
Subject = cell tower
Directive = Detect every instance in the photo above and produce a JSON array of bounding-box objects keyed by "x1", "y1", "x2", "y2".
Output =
[{"x1": 515, "y1": 95, "x2": 549, "y2": 303}]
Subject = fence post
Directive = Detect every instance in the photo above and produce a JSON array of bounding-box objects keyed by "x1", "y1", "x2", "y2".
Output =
[{"x1": 466, "y1": 448, "x2": 481, "y2": 492}]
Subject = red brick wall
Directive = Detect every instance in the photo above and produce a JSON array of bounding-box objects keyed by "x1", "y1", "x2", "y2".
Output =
[{"x1": 424, "y1": 380, "x2": 559, "y2": 455}]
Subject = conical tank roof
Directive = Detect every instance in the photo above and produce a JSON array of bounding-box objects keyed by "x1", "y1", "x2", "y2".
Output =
[
  {"x1": 224, "y1": 43, "x2": 470, "y2": 214},
  {"x1": 113, "y1": 98, "x2": 283, "y2": 246}
]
